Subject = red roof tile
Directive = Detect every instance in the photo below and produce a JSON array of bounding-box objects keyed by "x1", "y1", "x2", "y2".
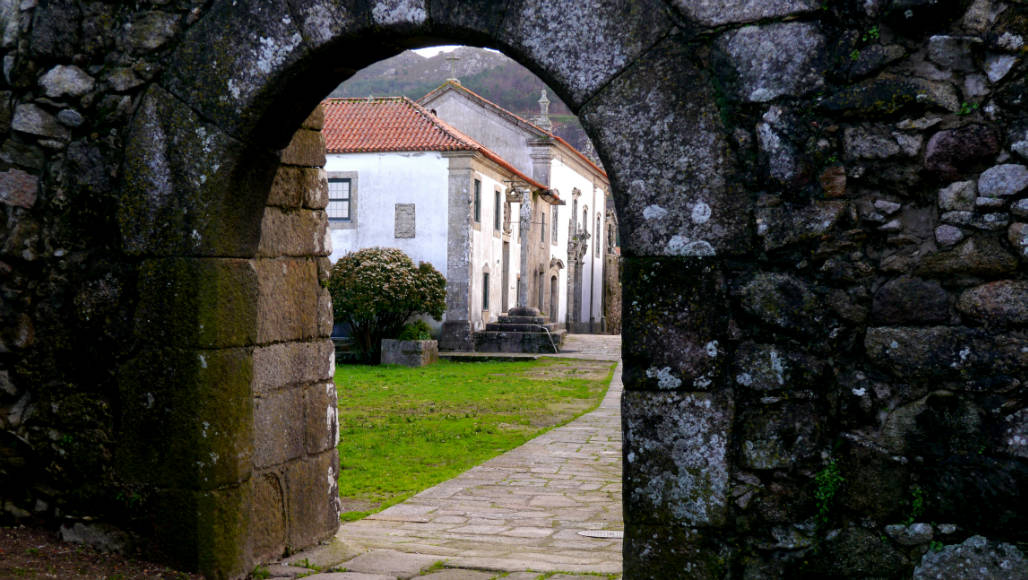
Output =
[
  {"x1": 322, "y1": 96, "x2": 477, "y2": 153},
  {"x1": 321, "y1": 96, "x2": 555, "y2": 198}
]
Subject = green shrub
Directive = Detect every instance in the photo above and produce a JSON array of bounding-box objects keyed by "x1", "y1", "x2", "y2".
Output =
[
  {"x1": 397, "y1": 320, "x2": 433, "y2": 341},
  {"x1": 328, "y1": 248, "x2": 446, "y2": 363}
]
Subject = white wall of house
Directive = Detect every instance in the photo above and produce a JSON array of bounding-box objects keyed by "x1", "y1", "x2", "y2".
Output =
[
  {"x1": 546, "y1": 198, "x2": 568, "y2": 323},
  {"x1": 550, "y1": 157, "x2": 605, "y2": 325},
  {"x1": 326, "y1": 149, "x2": 527, "y2": 335},
  {"x1": 325, "y1": 151, "x2": 450, "y2": 274},
  {"x1": 468, "y1": 163, "x2": 521, "y2": 330}
]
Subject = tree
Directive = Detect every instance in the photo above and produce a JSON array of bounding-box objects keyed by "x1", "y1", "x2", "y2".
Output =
[{"x1": 327, "y1": 247, "x2": 446, "y2": 363}]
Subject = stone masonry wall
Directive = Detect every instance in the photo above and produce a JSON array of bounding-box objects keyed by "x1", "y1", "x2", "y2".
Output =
[
  {"x1": 251, "y1": 108, "x2": 340, "y2": 564},
  {"x1": 0, "y1": 0, "x2": 1026, "y2": 579},
  {"x1": 609, "y1": 1, "x2": 1028, "y2": 577}
]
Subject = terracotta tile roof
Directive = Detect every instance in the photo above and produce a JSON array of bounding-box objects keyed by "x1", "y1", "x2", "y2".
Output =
[
  {"x1": 322, "y1": 96, "x2": 477, "y2": 153},
  {"x1": 419, "y1": 81, "x2": 608, "y2": 180},
  {"x1": 321, "y1": 96, "x2": 555, "y2": 198}
]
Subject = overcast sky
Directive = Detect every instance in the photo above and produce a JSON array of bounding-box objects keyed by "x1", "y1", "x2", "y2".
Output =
[{"x1": 413, "y1": 45, "x2": 461, "y2": 57}]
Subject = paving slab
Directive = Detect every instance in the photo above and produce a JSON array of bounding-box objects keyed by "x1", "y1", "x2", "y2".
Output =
[
  {"x1": 281, "y1": 536, "x2": 363, "y2": 569},
  {"x1": 339, "y1": 549, "x2": 442, "y2": 579},
  {"x1": 500, "y1": 574, "x2": 541, "y2": 580},
  {"x1": 262, "y1": 563, "x2": 307, "y2": 577},
  {"x1": 420, "y1": 569, "x2": 496, "y2": 580},
  {"x1": 303, "y1": 573, "x2": 397, "y2": 580},
  {"x1": 280, "y1": 335, "x2": 623, "y2": 577}
]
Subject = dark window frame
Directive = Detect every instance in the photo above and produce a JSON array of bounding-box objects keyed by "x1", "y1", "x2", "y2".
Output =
[
  {"x1": 482, "y1": 272, "x2": 490, "y2": 311},
  {"x1": 473, "y1": 179, "x2": 481, "y2": 223},
  {"x1": 494, "y1": 188, "x2": 502, "y2": 231}
]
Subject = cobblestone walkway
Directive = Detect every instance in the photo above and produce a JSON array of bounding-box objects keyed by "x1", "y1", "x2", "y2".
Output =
[{"x1": 268, "y1": 335, "x2": 623, "y2": 580}]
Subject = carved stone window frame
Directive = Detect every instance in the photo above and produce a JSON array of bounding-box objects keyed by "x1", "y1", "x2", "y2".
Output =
[{"x1": 327, "y1": 171, "x2": 358, "y2": 230}]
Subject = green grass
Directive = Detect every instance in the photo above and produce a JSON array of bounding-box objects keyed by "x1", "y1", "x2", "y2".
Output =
[{"x1": 335, "y1": 357, "x2": 615, "y2": 521}]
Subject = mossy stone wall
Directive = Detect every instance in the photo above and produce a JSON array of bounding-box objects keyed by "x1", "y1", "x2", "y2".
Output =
[{"x1": 1, "y1": 0, "x2": 1026, "y2": 578}]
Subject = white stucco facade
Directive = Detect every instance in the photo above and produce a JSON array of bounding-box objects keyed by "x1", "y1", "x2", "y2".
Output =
[
  {"x1": 550, "y1": 157, "x2": 607, "y2": 327},
  {"x1": 326, "y1": 149, "x2": 525, "y2": 333},
  {"x1": 421, "y1": 82, "x2": 611, "y2": 331},
  {"x1": 467, "y1": 165, "x2": 523, "y2": 330},
  {"x1": 424, "y1": 90, "x2": 535, "y2": 175},
  {"x1": 326, "y1": 150, "x2": 450, "y2": 271},
  {"x1": 323, "y1": 88, "x2": 612, "y2": 348}
]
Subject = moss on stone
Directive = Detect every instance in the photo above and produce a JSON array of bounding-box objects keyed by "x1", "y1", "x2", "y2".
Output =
[
  {"x1": 135, "y1": 258, "x2": 259, "y2": 349},
  {"x1": 116, "y1": 346, "x2": 253, "y2": 491},
  {"x1": 819, "y1": 76, "x2": 931, "y2": 118}
]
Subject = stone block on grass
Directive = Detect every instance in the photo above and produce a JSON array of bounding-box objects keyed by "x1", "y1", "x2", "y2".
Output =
[{"x1": 381, "y1": 339, "x2": 439, "y2": 367}]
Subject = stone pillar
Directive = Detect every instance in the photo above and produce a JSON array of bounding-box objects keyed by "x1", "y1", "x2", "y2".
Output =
[
  {"x1": 620, "y1": 258, "x2": 733, "y2": 577},
  {"x1": 119, "y1": 257, "x2": 260, "y2": 575},
  {"x1": 529, "y1": 141, "x2": 552, "y2": 187},
  {"x1": 250, "y1": 107, "x2": 339, "y2": 563},
  {"x1": 439, "y1": 152, "x2": 475, "y2": 350},
  {"x1": 514, "y1": 187, "x2": 535, "y2": 312},
  {"x1": 117, "y1": 106, "x2": 338, "y2": 577}
]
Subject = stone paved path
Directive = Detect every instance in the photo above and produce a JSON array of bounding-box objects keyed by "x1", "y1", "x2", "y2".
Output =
[{"x1": 268, "y1": 335, "x2": 623, "y2": 580}]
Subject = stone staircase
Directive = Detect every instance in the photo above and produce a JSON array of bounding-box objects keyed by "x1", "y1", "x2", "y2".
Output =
[{"x1": 473, "y1": 308, "x2": 566, "y2": 353}]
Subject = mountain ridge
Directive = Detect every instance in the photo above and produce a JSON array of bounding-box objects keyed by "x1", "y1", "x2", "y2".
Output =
[{"x1": 330, "y1": 47, "x2": 593, "y2": 155}]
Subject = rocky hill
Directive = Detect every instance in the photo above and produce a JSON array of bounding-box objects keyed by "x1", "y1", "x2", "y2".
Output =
[{"x1": 330, "y1": 47, "x2": 595, "y2": 156}]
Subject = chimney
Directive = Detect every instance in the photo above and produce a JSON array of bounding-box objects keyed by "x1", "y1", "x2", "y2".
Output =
[{"x1": 533, "y1": 89, "x2": 552, "y2": 132}]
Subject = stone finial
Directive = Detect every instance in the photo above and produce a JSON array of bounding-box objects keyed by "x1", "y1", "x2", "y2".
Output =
[
  {"x1": 534, "y1": 89, "x2": 552, "y2": 131},
  {"x1": 446, "y1": 55, "x2": 461, "y2": 85}
]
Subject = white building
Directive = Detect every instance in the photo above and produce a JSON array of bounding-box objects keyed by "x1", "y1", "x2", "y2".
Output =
[
  {"x1": 323, "y1": 83, "x2": 612, "y2": 350},
  {"x1": 420, "y1": 81, "x2": 610, "y2": 332},
  {"x1": 322, "y1": 96, "x2": 563, "y2": 350}
]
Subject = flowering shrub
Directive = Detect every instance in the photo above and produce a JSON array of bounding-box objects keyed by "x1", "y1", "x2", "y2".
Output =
[{"x1": 328, "y1": 247, "x2": 446, "y2": 363}]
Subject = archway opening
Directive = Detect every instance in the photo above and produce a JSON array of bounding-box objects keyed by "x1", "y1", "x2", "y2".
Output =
[
  {"x1": 312, "y1": 43, "x2": 624, "y2": 572},
  {"x1": 115, "y1": 4, "x2": 718, "y2": 577}
]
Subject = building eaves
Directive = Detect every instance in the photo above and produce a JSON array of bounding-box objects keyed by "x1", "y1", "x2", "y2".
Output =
[{"x1": 321, "y1": 95, "x2": 559, "y2": 201}]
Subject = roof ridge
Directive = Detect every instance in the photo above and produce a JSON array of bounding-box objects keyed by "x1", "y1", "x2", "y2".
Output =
[
  {"x1": 402, "y1": 96, "x2": 479, "y2": 150},
  {"x1": 420, "y1": 81, "x2": 607, "y2": 179},
  {"x1": 404, "y1": 98, "x2": 554, "y2": 194}
]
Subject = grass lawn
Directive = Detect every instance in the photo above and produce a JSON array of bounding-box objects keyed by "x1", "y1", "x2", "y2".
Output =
[{"x1": 334, "y1": 357, "x2": 616, "y2": 521}]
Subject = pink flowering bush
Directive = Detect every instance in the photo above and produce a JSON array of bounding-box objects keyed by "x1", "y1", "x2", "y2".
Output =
[{"x1": 328, "y1": 247, "x2": 446, "y2": 363}]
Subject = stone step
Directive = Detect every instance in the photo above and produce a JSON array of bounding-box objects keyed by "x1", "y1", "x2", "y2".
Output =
[
  {"x1": 485, "y1": 322, "x2": 562, "y2": 332},
  {"x1": 473, "y1": 330, "x2": 565, "y2": 353},
  {"x1": 497, "y1": 315, "x2": 548, "y2": 325}
]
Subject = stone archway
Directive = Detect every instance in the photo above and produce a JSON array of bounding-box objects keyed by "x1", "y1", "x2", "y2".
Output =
[
  {"x1": 117, "y1": 3, "x2": 736, "y2": 575},
  {"x1": 5, "y1": 0, "x2": 1025, "y2": 579}
]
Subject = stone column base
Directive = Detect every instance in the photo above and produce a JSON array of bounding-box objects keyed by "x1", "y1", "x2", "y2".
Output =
[{"x1": 439, "y1": 320, "x2": 473, "y2": 351}]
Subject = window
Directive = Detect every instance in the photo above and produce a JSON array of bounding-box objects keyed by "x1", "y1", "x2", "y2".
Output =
[
  {"x1": 595, "y1": 214, "x2": 602, "y2": 256},
  {"x1": 551, "y1": 205, "x2": 559, "y2": 243},
  {"x1": 540, "y1": 211, "x2": 546, "y2": 243},
  {"x1": 482, "y1": 272, "x2": 490, "y2": 311},
  {"x1": 327, "y1": 178, "x2": 351, "y2": 221},
  {"x1": 494, "y1": 189, "x2": 502, "y2": 231},
  {"x1": 473, "y1": 179, "x2": 481, "y2": 222},
  {"x1": 582, "y1": 206, "x2": 589, "y2": 250},
  {"x1": 327, "y1": 172, "x2": 357, "y2": 229}
]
